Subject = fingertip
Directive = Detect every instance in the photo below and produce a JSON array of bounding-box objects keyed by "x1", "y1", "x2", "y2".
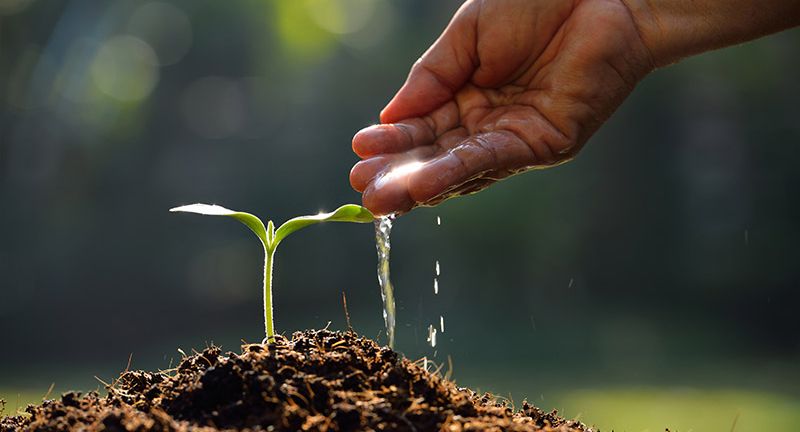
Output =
[
  {"x1": 354, "y1": 125, "x2": 402, "y2": 157},
  {"x1": 349, "y1": 164, "x2": 365, "y2": 192},
  {"x1": 380, "y1": 73, "x2": 453, "y2": 124},
  {"x1": 379, "y1": 101, "x2": 400, "y2": 124},
  {"x1": 352, "y1": 126, "x2": 376, "y2": 158},
  {"x1": 350, "y1": 157, "x2": 389, "y2": 192},
  {"x1": 354, "y1": 122, "x2": 435, "y2": 157},
  {"x1": 362, "y1": 175, "x2": 415, "y2": 216}
]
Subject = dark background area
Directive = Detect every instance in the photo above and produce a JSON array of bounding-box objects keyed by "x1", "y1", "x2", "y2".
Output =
[{"x1": 1, "y1": 1, "x2": 799, "y2": 430}]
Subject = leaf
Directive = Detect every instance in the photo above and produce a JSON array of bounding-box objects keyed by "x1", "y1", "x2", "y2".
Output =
[
  {"x1": 170, "y1": 204, "x2": 269, "y2": 247},
  {"x1": 273, "y1": 204, "x2": 374, "y2": 247}
]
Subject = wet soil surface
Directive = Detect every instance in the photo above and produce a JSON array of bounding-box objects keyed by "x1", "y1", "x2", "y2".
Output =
[{"x1": 1, "y1": 329, "x2": 592, "y2": 431}]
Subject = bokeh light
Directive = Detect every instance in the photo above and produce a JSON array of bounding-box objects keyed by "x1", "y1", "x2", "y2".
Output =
[
  {"x1": 2, "y1": 3, "x2": 799, "y2": 432},
  {"x1": 304, "y1": 0, "x2": 376, "y2": 35},
  {"x1": 273, "y1": 1, "x2": 337, "y2": 62},
  {"x1": 89, "y1": 35, "x2": 159, "y2": 102},
  {"x1": 340, "y1": 0, "x2": 397, "y2": 51}
]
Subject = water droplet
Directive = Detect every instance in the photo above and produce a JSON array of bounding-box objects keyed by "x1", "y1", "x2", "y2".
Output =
[
  {"x1": 436, "y1": 216, "x2": 441, "y2": 226},
  {"x1": 440, "y1": 315, "x2": 445, "y2": 333},
  {"x1": 427, "y1": 324, "x2": 437, "y2": 348},
  {"x1": 568, "y1": 277, "x2": 574, "y2": 288},
  {"x1": 433, "y1": 278, "x2": 439, "y2": 294},
  {"x1": 435, "y1": 260, "x2": 440, "y2": 276}
]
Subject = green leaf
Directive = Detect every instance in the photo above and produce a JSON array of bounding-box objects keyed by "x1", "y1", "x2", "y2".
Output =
[
  {"x1": 170, "y1": 204, "x2": 269, "y2": 248},
  {"x1": 272, "y1": 204, "x2": 374, "y2": 247}
]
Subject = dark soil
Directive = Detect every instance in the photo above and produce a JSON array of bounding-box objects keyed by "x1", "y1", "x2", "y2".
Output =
[{"x1": 1, "y1": 329, "x2": 592, "y2": 431}]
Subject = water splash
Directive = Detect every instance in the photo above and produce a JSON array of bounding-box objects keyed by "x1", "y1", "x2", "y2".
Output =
[{"x1": 374, "y1": 214, "x2": 397, "y2": 348}]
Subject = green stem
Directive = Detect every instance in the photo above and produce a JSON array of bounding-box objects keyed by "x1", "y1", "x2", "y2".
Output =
[{"x1": 264, "y1": 247, "x2": 275, "y2": 342}]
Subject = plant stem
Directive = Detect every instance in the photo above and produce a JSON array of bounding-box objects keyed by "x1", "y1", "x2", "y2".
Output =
[{"x1": 264, "y1": 247, "x2": 275, "y2": 342}]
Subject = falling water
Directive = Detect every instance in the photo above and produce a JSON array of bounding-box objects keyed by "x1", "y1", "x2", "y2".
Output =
[
  {"x1": 427, "y1": 324, "x2": 437, "y2": 348},
  {"x1": 375, "y1": 214, "x2": 397, "y2": 348}
]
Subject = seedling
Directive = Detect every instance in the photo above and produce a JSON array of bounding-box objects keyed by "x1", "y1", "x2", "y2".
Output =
[{"x1": 170, "y1": 203, "x2": 374, "y2": 342}]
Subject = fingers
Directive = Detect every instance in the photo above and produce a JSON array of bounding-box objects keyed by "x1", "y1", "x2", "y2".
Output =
[
  {"x1": 353, "y1": 101, "x2": 459, "y2": 157},
  {"x1": 409, "y1": 131, "x2": 542, "y2": 203},
  {"x1": 358, "y1": 131, "x2": 538, "y2": 215},
  {"x1": 352, "y1": 118, "x2": 435, "y2": 158},
  {"x1": 380, "y1": 1, "x2": 479, "y2": 124},
  {"x1": 362, "y1": 177, "x2": 415, "y2": 216},
  {"x1": 350, "y1": 156, "x2": 390, "y2": 192},
  {"x1": 350, "y1": 145, "x2": 439, "y2": 193}
]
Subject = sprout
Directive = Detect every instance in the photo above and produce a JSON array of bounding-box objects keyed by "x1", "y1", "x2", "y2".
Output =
[{"x1": 170, "y1": 203, "x2": 374, "y2": 342}]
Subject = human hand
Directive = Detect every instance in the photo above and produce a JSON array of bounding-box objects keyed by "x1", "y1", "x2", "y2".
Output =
[{"x1": 350, "y1": 0, "x2": 655, "y2": 215}]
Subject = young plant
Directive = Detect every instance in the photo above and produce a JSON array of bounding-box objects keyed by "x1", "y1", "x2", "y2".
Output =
[{"x1": 170, "y1": 203, "x2": 374, "y2": 342}]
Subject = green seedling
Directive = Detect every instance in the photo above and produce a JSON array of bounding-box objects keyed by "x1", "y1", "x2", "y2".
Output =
[{"x1": 170, "y1": 203, "x2": 374, "y2": 342}]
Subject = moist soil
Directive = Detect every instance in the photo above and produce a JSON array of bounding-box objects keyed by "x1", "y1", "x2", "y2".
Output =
[{"x1": 1, "y1": 329, "x2": 593, "y2": 432}]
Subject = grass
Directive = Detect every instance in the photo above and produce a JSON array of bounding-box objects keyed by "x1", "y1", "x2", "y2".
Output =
[
  {"x1": 551, "y1": 387, "x2": 800, "y2": 431},
  {"x1": 0, "y1": 388, "x2": 51, "y2": 417}
]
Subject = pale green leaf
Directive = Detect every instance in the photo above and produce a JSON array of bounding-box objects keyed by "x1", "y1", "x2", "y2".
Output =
[
  {"x1": 272, "y1": 204, "x2": 374, "y2": 247},
  {"x1": 170, "y1": 203, "x2": 269, "y2": 247}
]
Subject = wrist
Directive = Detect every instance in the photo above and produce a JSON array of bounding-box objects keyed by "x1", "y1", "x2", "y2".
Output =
[
  {"x1": 621, "y1": 0, "x2": 800, "y2": 68},
  {"x1": 618, "y1": 0, "x2": 669, "y2": 67}
]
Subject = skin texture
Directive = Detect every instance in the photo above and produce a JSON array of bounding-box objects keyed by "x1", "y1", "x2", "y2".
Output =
[{"x1": 350, "y1": 0, "x2": 800, "y2": 215}]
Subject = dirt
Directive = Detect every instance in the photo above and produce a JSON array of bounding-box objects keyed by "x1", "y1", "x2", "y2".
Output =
[{"x1": 0, "y1": 329, "x2": 592, "y2": 432}]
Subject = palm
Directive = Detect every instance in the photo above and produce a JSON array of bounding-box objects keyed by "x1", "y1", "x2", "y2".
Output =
[{"x1": 351, "y1": 0, "x2": 653, "y2": 215}]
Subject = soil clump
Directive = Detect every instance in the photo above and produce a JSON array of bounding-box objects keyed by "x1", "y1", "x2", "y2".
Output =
[{"x1": 1, "y1": 329, "x2": 592, "y2": 431}]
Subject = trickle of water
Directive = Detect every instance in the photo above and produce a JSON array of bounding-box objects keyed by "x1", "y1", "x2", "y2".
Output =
[
  {"x1": 427, "y1": 324, "x2": 438, "y2": 348},
  {"x1": 375, "y1": 214, "x2": 397, "y2": 349}
]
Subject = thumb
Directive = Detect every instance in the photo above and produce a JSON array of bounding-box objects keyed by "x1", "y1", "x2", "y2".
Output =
[{"x1": 380, "y1": 1, "x2": 479, "y2": 124}]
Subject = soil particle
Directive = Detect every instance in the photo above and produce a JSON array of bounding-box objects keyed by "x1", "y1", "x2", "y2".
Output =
[{"x1": 1, "y1": 329, "x2": 592, "y2": 431}]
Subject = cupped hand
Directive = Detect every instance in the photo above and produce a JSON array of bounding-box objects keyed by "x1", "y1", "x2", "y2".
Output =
[{"x1": 350, "y1": 0, "x2": 654, "y2": 215}]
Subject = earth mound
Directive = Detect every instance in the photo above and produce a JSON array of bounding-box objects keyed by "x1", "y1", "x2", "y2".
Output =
[{"x1": 1, "y1": 329, "x2": 592, "y2": 431}]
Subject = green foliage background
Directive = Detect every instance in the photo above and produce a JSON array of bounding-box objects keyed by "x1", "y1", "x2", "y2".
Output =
[{"x1": 1, "y1": 1, "x2": 799, "y2": 430}]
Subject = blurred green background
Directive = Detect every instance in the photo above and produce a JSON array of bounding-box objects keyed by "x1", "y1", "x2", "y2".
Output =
[{"x1": 1, "y1": 1, "x2": 799, "y2": 430}]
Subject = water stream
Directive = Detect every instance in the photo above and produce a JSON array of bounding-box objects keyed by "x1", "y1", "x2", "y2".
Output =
[{"x1": 374, "y1": 214, "x2": 397, "y2": 348}]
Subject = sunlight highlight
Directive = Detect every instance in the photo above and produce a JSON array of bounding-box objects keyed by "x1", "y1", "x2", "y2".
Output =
[{"x1": 375, "y1": 161, "x2": 425, "y2": 187}]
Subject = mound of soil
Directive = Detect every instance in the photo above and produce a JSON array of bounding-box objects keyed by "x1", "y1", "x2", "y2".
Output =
[{"x1": 1, "y1": 329, "x2": 592, "y2": 431}]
